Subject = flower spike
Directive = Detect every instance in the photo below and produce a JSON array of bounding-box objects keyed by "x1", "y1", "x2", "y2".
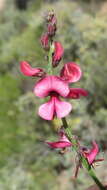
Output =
[{"x1": 19, "y1": 11, "x2": 105, "y2": 189}]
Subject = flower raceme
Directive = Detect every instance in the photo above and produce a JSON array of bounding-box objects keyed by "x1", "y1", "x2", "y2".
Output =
[
  {"x1": 19, "y1": 12, "x2": 105, "y2": 187},
  {"x1": 46, "y1": 130, "x2": 72, "y2": 149},
  {"x1": 20, "y1": 12, "x2": 88, "y2": 121},
  {"x1": 34, "y1": 75, "x2": 72, "y2": 120}
]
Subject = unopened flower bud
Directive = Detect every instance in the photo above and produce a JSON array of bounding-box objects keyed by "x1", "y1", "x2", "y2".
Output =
[
  {"x1": 46, "y1": 11, "x2": 57, "y2": 25},
  {"x1": 52, "y1": 41, "x2": 64, "y2": 67},
  {"x1": 40, "y1": 33, "x2": 49, "y2": 50},
  {"x1": 47, "y1": 23, "x2": 56, "y2": 36}
]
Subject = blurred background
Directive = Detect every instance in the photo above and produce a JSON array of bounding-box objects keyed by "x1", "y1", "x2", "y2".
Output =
[{"x1": 0, "y1": 0, "x2": 107, "y2": 189}]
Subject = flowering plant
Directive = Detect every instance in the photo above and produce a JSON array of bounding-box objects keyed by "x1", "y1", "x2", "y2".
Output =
[{"x1": 20, "y1": 11, "x2": 105, "y2": 190}]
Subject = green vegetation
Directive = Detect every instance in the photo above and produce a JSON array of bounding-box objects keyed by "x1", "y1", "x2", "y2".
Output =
[{"x1": 0, "y1": 0, "x2": 107, "y2": 189}]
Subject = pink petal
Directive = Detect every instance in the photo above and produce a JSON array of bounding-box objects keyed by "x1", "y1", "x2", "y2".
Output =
[
  {"x1": 55, "y1": 96, "x2": 72, "y2": 118},
  {"x1": 84, "y1": 141, "x2": 99, "y2": 165},
  {"x1": 67, "y1": 88, "x2": 88, "y2": 99},
  {"x1": 59, "y1": 130, "x2": 71, "y2": 143},
  {"x1": 20, "y1": 61, "x2": 44, "y2": 77},
  {"x1": 46, "y1": 141, "x2": 71, "y2": 148},
  {"x1": 34, "y1": 76, "x2": 70, "y2": 98},
  {"x1": 52, "y1": 42, "x2": 64, "y2": 67},
  {"x1": 45, "y1": 130, "x2": 72, "y2": 148},
  {"x1": 38, "y1": 97, "x2": 54, "y2": 120},
  {"x1": 60, "y1": 62, "x2": 82, "y2": 83}
]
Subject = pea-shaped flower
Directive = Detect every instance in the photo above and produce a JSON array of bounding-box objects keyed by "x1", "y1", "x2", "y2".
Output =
[
  {"x1": 20, "y1": 61, "x2": 45, "y2": 77},
  {"x1": 34, "y1": 75, "x2": 72, "y2": 120},
  {"x1": 82, "y1": 141, "x2": 103, "y2": 165},
  {"x1": 46, "y1": 130, "x2": 72, "y2": 149},
  {"x1": 60, "y1": 62, "x2": 82, "y2": 83}
]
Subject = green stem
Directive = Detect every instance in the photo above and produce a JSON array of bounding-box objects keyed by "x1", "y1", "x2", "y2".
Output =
[
  {"x1": 62, "y1": 117, "x2": 68, "y2": 129},
  {"x1": 88, "y1": 168, "x2": 105, "y2": 190},
  {"x1": 81, "y1": 156, "x2": 105, "y2": 190},
  {"x1": 61, "y1": 117, "x2": 106, "y2": 190},
  {"x1": 47, "y1": 42, "x2": 54, "y2": 75}
]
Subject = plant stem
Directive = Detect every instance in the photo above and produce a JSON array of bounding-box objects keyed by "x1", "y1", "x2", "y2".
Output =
[
  {"x1": 62, "y1": 117, "x2": 68, "y2": 129},
  {"x1": 81, "y1": 156, "x2": 106, "y2": 190},
  {"x1": 61, "y1": 117, "x2": 106, "y2": 190},
  {"x1": 88, "y1": 168, "x2": 106, "y2": 190},
  {"x1": 47, "y1": 42, "x2": 54, "y2": 75}
]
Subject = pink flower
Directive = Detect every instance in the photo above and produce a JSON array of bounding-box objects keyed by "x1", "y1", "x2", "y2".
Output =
[
  {"x1": 34, "y1": 75, "x2": 72, "y2": 120},
  {"x1": 46, "y1": 130, "x2": 72, "y2": 149},
  {"x1": 82, "y1": 141, "x2": 103, "y2": 165},
  {"x1": 67, "y1": 88, "x2": 88, "y2": 99},
  {"x1": 20, "y1": 61, "x2": 44, "y2": 77},
  {"x1": 60, "y1": 62, "x2": 82, "y2": 83},
  {"x1": 40, "y1": 33, "x2": 49, "y2": 50},
  {"x1": 52, "y1": 42, "x2": 64, "y2": 67},
  {"x1": 73, "y1": 141, "x2": 103, "y2": 179}
]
